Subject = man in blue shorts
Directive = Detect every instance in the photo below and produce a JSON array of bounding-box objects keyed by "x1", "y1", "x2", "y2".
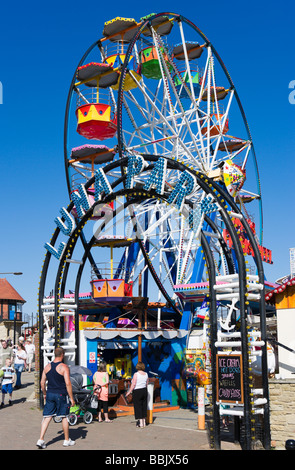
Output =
[{"x1": 36, "y1": 347, "x2": 76, "y2": 449}]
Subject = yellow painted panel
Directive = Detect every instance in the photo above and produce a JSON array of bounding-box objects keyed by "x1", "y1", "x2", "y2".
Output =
[
  {"x1": 274, "y1": 285, "x2": 295, "y2": 309},
  {"x1": 77, "y1": 104, "x2": 111, "y2": 124}
]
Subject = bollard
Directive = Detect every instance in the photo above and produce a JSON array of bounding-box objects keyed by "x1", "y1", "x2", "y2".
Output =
[
  {"x1": 147, "y1": 382, "x2": 154, "y2": 424},
  {"x1": 198, "y1": 387, "x2": 205, "y2": 430}
]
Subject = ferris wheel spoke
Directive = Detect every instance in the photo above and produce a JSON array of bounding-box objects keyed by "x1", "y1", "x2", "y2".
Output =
[
  {"x1": 123, "y1": 69, "x2": 206, "y2": 170},
  {"x1": 240, "y1": 143, "x2": 251, "y2": 170},
  {"x1": 209, "y1": 89, "x2": 235, "y2": 169},
  {"x1": 176, "y1": 21, "x2": 197, "y2": 102},
  {"x1": 154, "y1": 32, "x2": 208, "y2": 170}
]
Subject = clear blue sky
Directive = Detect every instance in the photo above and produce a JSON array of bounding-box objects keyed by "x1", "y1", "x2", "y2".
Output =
[{"x1": 0, "y1": 0, "x2": 294, "y2": 320}]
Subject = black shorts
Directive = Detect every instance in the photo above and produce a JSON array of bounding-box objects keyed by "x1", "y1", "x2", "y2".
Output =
[{"x1": 98, "y1": 399, "x2": 108, "y2": 413}]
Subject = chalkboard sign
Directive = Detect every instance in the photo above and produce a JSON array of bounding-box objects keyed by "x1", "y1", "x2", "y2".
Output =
[{"x1": 216, "y1": 354, "x2": 244, "y2": 404}]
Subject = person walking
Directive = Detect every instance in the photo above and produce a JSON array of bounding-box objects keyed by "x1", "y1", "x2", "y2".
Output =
[
  {"x1": 93, "y1": 361, "x2": 112, "y2": 423},
  {"x1": 25, "y1": 338, "x2": 35, "y2": 372},
  {"x1": 0, "y1": 339, "x2": 13, "y2": 369},
  {"x1": 36, "y1": 347, "x2": 76, "y2": 449},
  {"x1": 125, "y1": 361, "x2": 149, "y2": 428},
  {"x1": 13, "y1": 343, "x2": 27, "y2": 389},
  {"x1": 0, "y1": 358, "x2": 15, "y2": 408}
]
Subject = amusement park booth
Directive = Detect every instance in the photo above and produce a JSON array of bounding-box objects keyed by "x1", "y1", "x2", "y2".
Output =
[
  {"x1": 79, "y1": 324, "x2": 188, "y2": 407},
  {"x1": 265, "y1": 277, "x2": 295, "y2": 378},
  {"x1": 63, "y1": 285, "x2": 189, "y2": 408}
]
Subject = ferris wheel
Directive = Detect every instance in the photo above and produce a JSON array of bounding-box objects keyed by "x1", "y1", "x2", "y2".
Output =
[{"x1": 63, "y1": 13, "x2": 263, "y2": 315}]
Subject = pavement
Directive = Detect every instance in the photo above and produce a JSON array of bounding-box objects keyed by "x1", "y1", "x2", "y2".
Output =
[{"x1": 0, "y1": 368, "x2": 241, "y2": 453}]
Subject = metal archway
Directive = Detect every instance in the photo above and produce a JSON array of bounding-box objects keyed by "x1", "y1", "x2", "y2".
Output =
[
  {"x1": 39, "y1": 155, "x2": 270, "y2": 450},
  {"x1": 39, "y1": 11, "x2": 271, "y2": 451}
]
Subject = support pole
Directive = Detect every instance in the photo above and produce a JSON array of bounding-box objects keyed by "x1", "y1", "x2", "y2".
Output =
[
  {"x1": 110, "y1": 245, "x2": 113, "y2": 278},
  {"x1": 201, "y1": 231, "x2": 220, "y2": 448},
  {"x1": 198, "y1": 387, "x2": 205, "y2": 430},
  {"x1": 147, "y1": 382, "x2": 154, "y2": 424},
  {"x1": 132, "y1": 297, "x2": 148, "y2": 364},
  {"x1": 138, "y1": 308, "x2": 142, "y2": 363}
]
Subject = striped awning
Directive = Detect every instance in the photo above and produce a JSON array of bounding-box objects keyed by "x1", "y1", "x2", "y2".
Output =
[{"x1": 83, "y1": 328, "x2": 187, "y2": 340}]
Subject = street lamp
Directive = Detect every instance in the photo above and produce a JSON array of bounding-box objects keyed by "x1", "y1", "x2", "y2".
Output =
[{"x1": 0, "y1": 272, "x2": 23, "y2": 275}]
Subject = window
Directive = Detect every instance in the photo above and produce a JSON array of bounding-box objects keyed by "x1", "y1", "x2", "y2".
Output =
[{"x1": 16, "y1": 303, "x2": 22, "y2": 313}]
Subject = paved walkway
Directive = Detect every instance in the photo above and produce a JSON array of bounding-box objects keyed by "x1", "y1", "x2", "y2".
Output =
[{"x1": 0, "y1": 370, "x2": 240, "y2": 452}]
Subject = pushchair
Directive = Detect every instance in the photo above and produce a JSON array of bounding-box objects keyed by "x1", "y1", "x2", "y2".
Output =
[
  {"x1": 53, "y1": 372, "x2": 99, "y2": 425},
  {"x1": 67, "y1": 373, "x2": 99, "y2": 425}
]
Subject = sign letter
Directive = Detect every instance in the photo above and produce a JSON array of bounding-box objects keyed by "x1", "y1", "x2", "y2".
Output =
[
  {"x1": 126, "y1": 155, "x2": 147, "y2": 189},
  {"x1": 94, "y1": 168, "x2": 112, "y2": 201},
  {"x1": 71, "y1": 184, "x2": 90, "y2": 218},
  {"x1": 143, "y1": 157, "x2": 167, "y2": 195},
  {"x1": 44, "y1": 241, "x2": 66, "y2": 260},
  {"x1": 54, "y1": 207, "x2": 75, "y2": 236},
  {"x1": 167, "y1": 170, "x2": 196, "y2": 210}
]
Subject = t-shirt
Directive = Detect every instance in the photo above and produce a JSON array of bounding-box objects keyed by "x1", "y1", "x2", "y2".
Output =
[
  {"x1": 14, "y1": 349, "x2": 27, "y2": 365},
  {"x1": 0, "y1": 346, "x2": 13, "y2": 368},
  {"x1": 94, "y1": 371, "x2": 109, "y2": 401},
  {"x1": 134, "y1": 371, "x2": 148, "y2": 390},
  {"x1": 25, "y1": 344, "x2": 35, "y2": 355},
  {"x1": 1, "y1": 366, "x2": 15, "y2": 385}
]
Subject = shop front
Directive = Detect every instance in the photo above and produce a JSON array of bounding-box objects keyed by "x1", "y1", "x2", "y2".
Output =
[{"x1": 79, "y1": 327, "x2": 188, "y2": 407}]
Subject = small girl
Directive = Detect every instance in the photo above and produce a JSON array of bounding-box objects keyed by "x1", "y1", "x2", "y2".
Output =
[{"x1": 93, "y1": 361, "x2": 112, "y2": 423}]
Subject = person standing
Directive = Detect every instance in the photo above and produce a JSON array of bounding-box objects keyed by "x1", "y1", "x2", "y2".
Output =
[
  {"x1": 36, "y1": 347, "x2": 76, "y2": 449},
  {"x1": 13, "y1": 343, "x2": 27, "y2": 389},
  {"x1": 125, "y1": 361, "x2": 149, "y2": 428},
  {"x1": 93, "y1": 361, "x2": 112, "y2": 423}
]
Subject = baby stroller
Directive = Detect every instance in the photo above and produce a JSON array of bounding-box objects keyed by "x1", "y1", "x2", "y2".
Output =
[
  {"x1": 67, "y1": 373, "x2": 99, "y2": 425},
  {"x1": 53, "y1": 372, "x2": 99, "y2": 425}
]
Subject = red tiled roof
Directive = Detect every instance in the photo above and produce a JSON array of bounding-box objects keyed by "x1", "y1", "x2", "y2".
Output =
[{"x1": 0, "y1": 278, "x2": 26, "y2": 303}]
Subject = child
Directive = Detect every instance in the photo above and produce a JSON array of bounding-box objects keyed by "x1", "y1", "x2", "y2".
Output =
[
  {"x1": 1, "y1": 358, "x2": 15, "y2": 408},
  {"x1": 93, "y1": 361, "x2": 112, "y2": 422}
]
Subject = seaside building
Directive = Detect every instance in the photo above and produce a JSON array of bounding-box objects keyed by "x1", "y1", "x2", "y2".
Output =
[{"x1": 0, "y1": 278, "x2": 26, "y2": 341}]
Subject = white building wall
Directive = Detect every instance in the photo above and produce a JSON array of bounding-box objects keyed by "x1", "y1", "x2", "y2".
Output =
[
  {"x1": 277, "y1": 308, "x2": 295, "y2": 378},
  {"x1": 79, "y1": 330, "x2": 88, "y2": 367}
]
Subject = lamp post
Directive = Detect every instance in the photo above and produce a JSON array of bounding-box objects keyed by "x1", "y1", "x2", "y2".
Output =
[
  {"x1": 14, "y1": 310, "x2": 17, "y2": 345},
  {"x1": 0, "y1": 272, "x2": 23, "y2": 275}
]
